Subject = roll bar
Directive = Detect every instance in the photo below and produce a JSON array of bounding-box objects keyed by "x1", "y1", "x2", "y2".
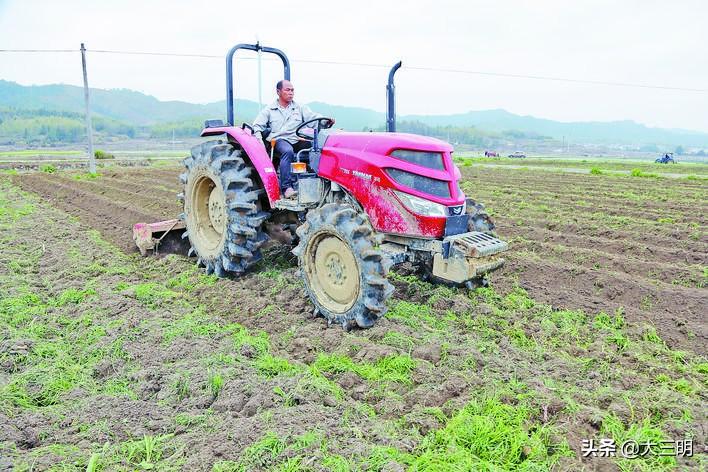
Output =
[{"x1": 226, "y1": 42, "x2": 291, "y2": 125}]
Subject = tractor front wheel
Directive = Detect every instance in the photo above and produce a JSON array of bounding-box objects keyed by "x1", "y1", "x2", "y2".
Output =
[
  {"x1": 466, "y1": 197, "x2": 495, "y2": 234},
  {"x1": 293, "y1": 203, "x2": 394, "y2": 329}
]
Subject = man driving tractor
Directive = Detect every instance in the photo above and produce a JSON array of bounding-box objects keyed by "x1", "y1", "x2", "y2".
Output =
[{"x1": 252, "y1": 80, "x2": 334, "y2": 199}]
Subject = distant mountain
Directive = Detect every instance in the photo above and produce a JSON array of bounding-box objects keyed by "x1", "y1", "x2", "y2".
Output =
[
  {"x1": 1, "y1": 80, "x2": 707, "y2": 147},
  {"x1": 404, "y1": 109, "x2": 708, "y2": 147},
  {"x1": 0, "y1": 79, "x2": 225, "y2": 125}
]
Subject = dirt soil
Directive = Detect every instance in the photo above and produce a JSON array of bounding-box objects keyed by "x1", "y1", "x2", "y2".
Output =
[
  {"x1": 1, "y1": 164, "x2": 706, "y2": 471},
  {"x1": 13, "y1": 166, "x2": 707, "y2": 354}
]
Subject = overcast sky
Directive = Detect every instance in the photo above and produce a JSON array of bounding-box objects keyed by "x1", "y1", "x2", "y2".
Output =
[{"x1": 1, "y1": 0, "x2": 707, "y2": 132}]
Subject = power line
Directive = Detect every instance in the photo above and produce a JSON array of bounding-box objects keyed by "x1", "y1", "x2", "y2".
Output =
[
  {"x1": 1, "y1": 47, "x2": 706, "y2": 93},
  {"x1": 0, "y1": 49, "x2": 76, "y2": 53},
  {"x1": 402, "y1": 65, "x2": 708, "y2": 93},
  {"x1": 90, "y1": 49, "x2": 221, "y2": 59},
  {"x1": 290, "y1": 58, "x2": 708, "y2": 93}
]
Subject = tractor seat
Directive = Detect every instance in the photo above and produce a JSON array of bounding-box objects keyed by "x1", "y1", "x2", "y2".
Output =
[{"x1": 253, "y1": 127, "x2": 313, "y2": 171}]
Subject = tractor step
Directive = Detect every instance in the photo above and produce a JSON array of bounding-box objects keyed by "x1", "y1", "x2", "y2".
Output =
[
  {"x1": 272, "y1": 196, "x2": 321, "y2": 212},
  {"x1": 273, "y1": 198, "x2": 309, "y2": 211}
]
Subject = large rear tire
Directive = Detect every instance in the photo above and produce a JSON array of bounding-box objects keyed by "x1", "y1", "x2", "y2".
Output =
[
  {"x1": 293, "y1": 203, "x2": 394, "y2": 329},
  {"x1": 179, "y1": 141, "x2": 269, "y2": 276}
]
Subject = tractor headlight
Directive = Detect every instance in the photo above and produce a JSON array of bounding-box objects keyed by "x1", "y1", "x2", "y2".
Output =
[{"x1": 393, "y1": 190, "x2": 447, "y2": 217}]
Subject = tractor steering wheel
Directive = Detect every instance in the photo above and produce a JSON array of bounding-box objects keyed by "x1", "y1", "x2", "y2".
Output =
[{"x1": 296, "y1": 117, "x2": 335, "y2": 141}]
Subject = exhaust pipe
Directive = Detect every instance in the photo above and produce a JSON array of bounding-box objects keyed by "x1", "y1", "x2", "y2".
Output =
[{"x1": 386, "y1": 61, "x2": 402, "y2": 132}]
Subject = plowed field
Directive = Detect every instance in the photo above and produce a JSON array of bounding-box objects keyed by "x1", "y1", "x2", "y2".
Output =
[{"x1": 2, "y1": 163, "x2": 706, "y2": 471}]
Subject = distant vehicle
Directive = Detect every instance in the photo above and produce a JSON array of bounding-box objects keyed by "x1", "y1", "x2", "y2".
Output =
[
  {"x1": 508, "y1": 151, "x2": 526, "y2": 158},
  {"x1": 484, "y1": 151, "x2": 499, "y2": 157},
  {"x1": 655, "y1": 153, "x2": 676, "y2": 164}
]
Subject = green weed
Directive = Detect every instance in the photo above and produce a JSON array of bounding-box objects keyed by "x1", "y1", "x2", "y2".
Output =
[
  {"x1": 386, "y1": 300, "x2": 447, "y2": 330},
  {"x1": 94, "y1": 149, "x2": 115, "y2": 160},
  {"x1": 73, "y1": 172, "x2": 101, "y2": 180},
  {"x1": 235, "y1": 431, "x2": 286, "y2": 469},
  {"x1": 313, "y1": 353, "x2": 416, "y2": 385},
  {"x1": 642, "y1": 326, "x2": 665, "y2": 346},
  {"x1": 593, "y1": 310, "x2": 625, "y2": 330},
  {"x1": 162, "y1": 308, "x2": 237, "y2": 344},
  {"x1": 630, "y1": 168, "x2": 658, "y2": 178},
  {"x1": 256, "y1": 354, "x2": 296, "y2": 377},
  {"x1": 671, "y1": 378, "x2": 696, "y2": 396},
  {"x1": 173, "y1": 373, "x2": 190, "y2": 400},
  {"x1": 53, "y1": 287, "x2": 95, "y2": 306},
  {"x1": 321, "y1": 454, "x2": 353, "y2": 472},
  {"x1": 295, "y1": 367, "x2": 344, "y2": 401},
  {"x1": 410, "y1": 397, "x2": 571, "y2": 470},
  {"x1": 131, "y1": 282, "x2": 178, "y2": 308},
  {"x1": 174, "y1": 412, "x2": 210, "y2": 427},
  {"x1": 601, "y1": 414, "x2": 676, "y2": 470},
  {"x1": 233, "y1": 326, "x2": 271, "y2": 358},
  {"x1": 502, "y1": 287, "x2": 535, "y2": 310},
  {"x1": 273, "y1": 386, "x2": 296, "y2": 407},
  {"x1": 208, "y1": 370, "x2": 224, "y2": 398},
  {"x1": 381, "y1": 331, "x2": 415, "y2": 353},
  {"x1": 122, "y1": 434, "x2": 177, "y2": 470}
]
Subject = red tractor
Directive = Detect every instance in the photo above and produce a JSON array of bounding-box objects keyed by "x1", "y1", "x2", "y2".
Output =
[{"x1": 135, "y1": 43, "x2": 508, "y2": 329}]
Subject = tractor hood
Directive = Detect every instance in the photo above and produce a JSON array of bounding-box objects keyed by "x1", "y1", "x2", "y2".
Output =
[{"x1": 321, "y1": 131, "x2": 453, "y2": 155}]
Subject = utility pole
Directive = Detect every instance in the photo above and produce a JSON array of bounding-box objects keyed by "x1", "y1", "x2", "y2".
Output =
[
  {"x1": 80, "y1": 43, "x2": 96, "y2": 174},
  {"x1": 257, "y1": 36, "x2": 263, "y2": 109}
]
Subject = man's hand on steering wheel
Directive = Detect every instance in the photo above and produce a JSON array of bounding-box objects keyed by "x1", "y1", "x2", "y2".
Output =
[{"x1": 296, "y1": 117, "x2": 335, "y2": 141}]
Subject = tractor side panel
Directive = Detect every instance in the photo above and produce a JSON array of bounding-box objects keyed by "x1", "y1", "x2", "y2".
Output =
[
  {"x1": 318, "y1": 148, "x2": 448, "y2": 238},
  {"x1": 200, "y1": 126, "x2": 280, "y2": 206}
]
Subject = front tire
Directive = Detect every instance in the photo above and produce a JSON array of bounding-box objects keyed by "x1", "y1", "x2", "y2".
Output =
[
  {"x1": 179, "y1": 141, "x2": 269, "y2": 276},
  {"x1": 466, "y1": 197, "x2": 496, "y2": 234},
  {"x1": 293, "y1": 203, "x2": 394, "y2": 329}
]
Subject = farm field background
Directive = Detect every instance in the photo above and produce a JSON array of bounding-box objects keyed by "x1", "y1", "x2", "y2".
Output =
[
  {"x1": 0, "y1": 160, "x2": 706, "y2": 470},
  {"x1": 456, "y1": 156, "x2": 708, "y2": 178}
]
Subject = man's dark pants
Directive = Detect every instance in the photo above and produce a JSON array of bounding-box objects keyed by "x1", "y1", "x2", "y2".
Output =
[{"x1": 275, "y1": 140, "x2": 310, "y2": 191}]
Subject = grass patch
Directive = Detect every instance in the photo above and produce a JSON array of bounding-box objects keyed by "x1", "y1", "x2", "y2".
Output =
[
  {"x1": 386, "y1": 300, "x2": 447, "y2": 330},
  {"x1": 73, "y1": 172, "x2": 101, "y2": 181},
  {"x1": 313, "y1": 353, "x2": 416, "y2": 385},
  {"x1": 212, "y1": 430, "x2": 325, "y2": 471},
  {"x1": 207, "y1": 370, "x2": 224, "y2": 398},
  {"x1": 53, "y1": 287, "x2": 95, "y2": 306},
  {"x1": 94, "y1": 149, "x2": 115, "y2": 160},
  {"x1": 130, "y1": 282, "x2": 178, "y2": 308},
  {"x1": 366, "y1": 397, "x2": 572, "y2": 470},
  {"x1": 601, "y1": 414, "x2": 677, "y2": 470},
  {"x1": 256, "y1": 353, "x2": 297, "y2": 377},
  {"x1": 630, "y1": 168, "x2": 659, "y2": 178}
]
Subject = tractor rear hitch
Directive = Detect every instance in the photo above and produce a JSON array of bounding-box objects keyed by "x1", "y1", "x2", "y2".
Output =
[{"x1": 133, "y1": 219, "x2": 187, "y2": 256}]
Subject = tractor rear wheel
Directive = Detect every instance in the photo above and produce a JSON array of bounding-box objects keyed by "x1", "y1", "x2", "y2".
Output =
[
  {"x1": 293, "y1": 203, "x2": 394, "y2": 329},
  {"x1": 466, "y1": 197, "x2": 495, "y2": 234},
  {"x1": 179, "y1": 140, "x2": 269, "y2": 276}
]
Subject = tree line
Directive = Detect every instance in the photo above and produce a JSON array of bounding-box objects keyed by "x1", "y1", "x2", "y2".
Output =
[
  {"x1": 373, "y1": 120, "x2": 551, "y2": 146},
  {"x1": 0, "y1": 108, "x2": 238, "y2": 145}
]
